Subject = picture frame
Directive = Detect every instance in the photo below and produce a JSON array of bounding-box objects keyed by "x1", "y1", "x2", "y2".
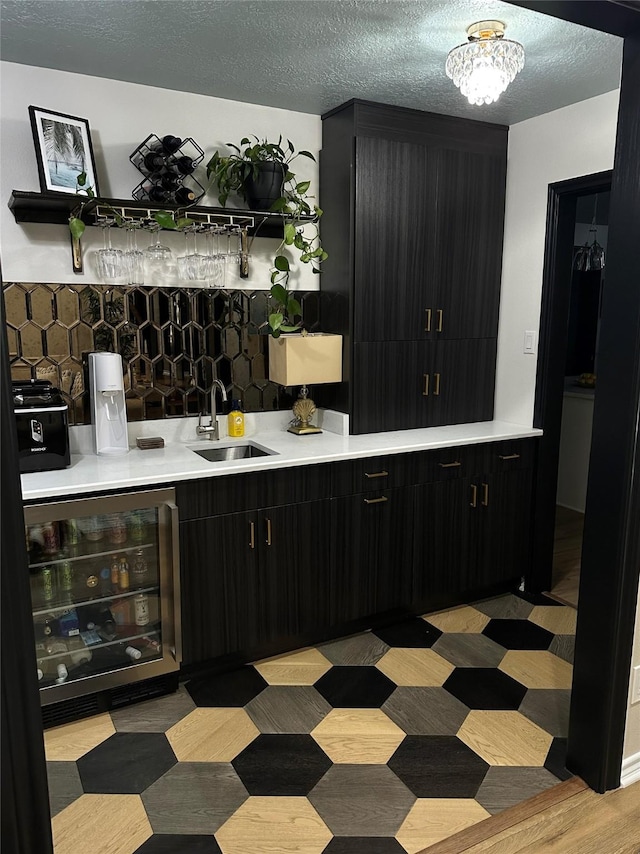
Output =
[{"x1": 28, "y1": 105, "x2": 100, "y2": 196}]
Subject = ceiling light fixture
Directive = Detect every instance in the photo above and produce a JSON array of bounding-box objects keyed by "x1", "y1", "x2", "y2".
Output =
[{"x1": 445, "y1": 20, "x2": 525, "y2": 106}]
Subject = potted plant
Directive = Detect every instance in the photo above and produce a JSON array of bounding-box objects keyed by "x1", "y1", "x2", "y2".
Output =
[{"x1": 207, "y1": 136, "x2": 327, "y2": 336}]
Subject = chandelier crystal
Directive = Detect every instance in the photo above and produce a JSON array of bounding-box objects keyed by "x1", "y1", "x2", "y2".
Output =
[{"x1": 446, "y1": 20, "x2": 525, "y2": 106}]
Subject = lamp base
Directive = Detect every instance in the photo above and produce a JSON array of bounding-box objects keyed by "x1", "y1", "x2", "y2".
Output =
[
  {"x1": 287, "y1": 423, "x2": 322, "y2": 435},
  {"x1": 289, "y1": 385, "x2": 322, "y2": 436}
]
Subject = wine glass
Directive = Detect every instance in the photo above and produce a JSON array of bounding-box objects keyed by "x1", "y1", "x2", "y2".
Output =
[
  {"x1": 124, "y1": 221, "x2": 144, "y2": 285},
  {"x1": 205, "y1": 225, "x2": 227, "y2": 288},
  {"x1": 178, "y1": 226, "x2": 208, "y2": 284},
  {"x1": 144, "y1": 222, "x2": 174, "y2": 284},
  {"x1": 95, "y1": 219, "x2": 126, "y2": 284}
]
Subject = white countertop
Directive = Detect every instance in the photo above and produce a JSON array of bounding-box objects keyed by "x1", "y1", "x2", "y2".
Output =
[{"x1": 21, "y1": 412, "x2": 542, "y2": 502}]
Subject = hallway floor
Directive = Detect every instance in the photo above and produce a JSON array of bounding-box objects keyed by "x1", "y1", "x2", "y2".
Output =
[
  {"x1": 46, "y1": 592, "x2": 576, "y2": 854},
  {"x1": 550, "y1": 506, "x2": 584, "y2": 608}
]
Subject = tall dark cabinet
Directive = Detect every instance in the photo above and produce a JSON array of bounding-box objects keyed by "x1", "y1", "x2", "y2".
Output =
[{"x1": 319, "y1": 100, "x2": 508, "y2": 434}]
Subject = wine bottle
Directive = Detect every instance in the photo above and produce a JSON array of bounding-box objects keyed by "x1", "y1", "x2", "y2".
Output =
[
  {"x1": 148, "y1": 185, "x2": 170, "y2": 203},
  {"x1": 160, "y1": 172, "x2": 180, "y2": 191},
  {"x1": 173, "y1": 156, "x2": 195, "y2": 175},
  {"x1": 160, "y1": 135, "x2": 182, "y2": 154},
  {"x1": 143, "y1": 152, "x2": 165, "y2": 173},
  {"x1": 174, "y1": 186, "x2": 195, "y2": 204}
]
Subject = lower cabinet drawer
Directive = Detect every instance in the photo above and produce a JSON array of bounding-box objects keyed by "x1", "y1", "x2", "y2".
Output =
[{"x1": 331, "y1": 455, "x2": 413, "y2": 496}]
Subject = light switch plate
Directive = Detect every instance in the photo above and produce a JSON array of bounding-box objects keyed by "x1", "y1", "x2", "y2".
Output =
[{"x1": 523, "y1": 330, "x2": 537, "y2": 355}]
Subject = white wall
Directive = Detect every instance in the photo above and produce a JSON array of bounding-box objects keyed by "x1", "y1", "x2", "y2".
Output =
[
  {"x1": 494, "y1": 89, "x2": 620, "y2": 426},
  {"x1": 556, "y1": 392, "x2": 594, "y2": 513},
  {"x1": 0, "y1": 62, "x2": 322, "y2": 290},
  {"x1": 623, "y1": 593, "x2": 640, "y2": 784}
]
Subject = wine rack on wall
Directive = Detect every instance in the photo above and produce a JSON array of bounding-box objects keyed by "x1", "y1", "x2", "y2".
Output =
[{"x1": 130, "y1": 134, "x2": 206, "y2": 206}]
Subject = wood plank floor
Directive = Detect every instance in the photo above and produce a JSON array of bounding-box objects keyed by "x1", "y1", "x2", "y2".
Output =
[
  {"x1": 419, "y1": 778, "x2": 640, "y2": 854},
  {"x1": 549, "y1": 506, "x2": 584, "y2": 608}
]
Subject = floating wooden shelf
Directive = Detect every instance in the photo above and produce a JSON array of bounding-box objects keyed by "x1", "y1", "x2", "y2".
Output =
[{"x1": 8, "y1": 190, "x2": 314, "y2": 240}]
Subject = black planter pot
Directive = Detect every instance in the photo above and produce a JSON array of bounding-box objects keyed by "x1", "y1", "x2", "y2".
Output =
[{"x1": 246, "y1": 162, "x2": 285, "y2": 211}]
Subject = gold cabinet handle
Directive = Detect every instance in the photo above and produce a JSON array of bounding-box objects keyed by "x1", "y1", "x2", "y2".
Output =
[
  {"x1": 423, "y1": 374, "x2": 430, "y2": 396},
  {"x1": 481, "y1": 483, "x2": 489, "y2": 506},
  {"x1": 434, "y1": 372, "x2": 441, "y2": 396},
  {"x1": 499, "y1": 453, "x2": 521, "y2": 461},
  {"x1": 436, "y1": 309, "x2": 443, "y2": 332},
  {"x1": 364, "y1": 470, "x2": 389, "y2": 479},
  {"x1": 425, "y1": 308, "x2": 432, "y2": 332},
  {"x1": 364, "y1": 496, "x2": 388, "y2": 504},
  {"x1": 265, "y1": 517, "x2": 272, "y2": 546},
  {"x1": 470, "y1": 484, "x2": 477, "y2": 508},
  {"x1": 438, "y1": 460, "x2": 461, "y2": 468},
  {"x1": 249, "y1": 521, "x2": 255, "y2": 550}
]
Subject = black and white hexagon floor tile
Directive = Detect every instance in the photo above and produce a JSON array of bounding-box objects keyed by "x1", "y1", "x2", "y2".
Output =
[{"x1": 46, "y1": 593, "x2": 576, "y2": 854}]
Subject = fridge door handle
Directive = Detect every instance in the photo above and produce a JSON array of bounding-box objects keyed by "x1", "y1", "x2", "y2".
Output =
[{"x1": 167, "y1": 501, "x2": 182, "y2": 665}]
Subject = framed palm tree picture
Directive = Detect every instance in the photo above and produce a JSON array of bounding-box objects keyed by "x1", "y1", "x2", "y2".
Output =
[{"x1": 28, "y1": 106, "x2": 100, "y2": 196}]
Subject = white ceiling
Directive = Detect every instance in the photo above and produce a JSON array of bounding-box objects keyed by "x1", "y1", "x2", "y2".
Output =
[{"x1": 0, "y1": 0, "x2": 623, "y2": 125}]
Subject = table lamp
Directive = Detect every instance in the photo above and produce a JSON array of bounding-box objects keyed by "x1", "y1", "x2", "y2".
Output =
[{"x1": 268, "y1": 332, "x2": 343, "y2": 434}]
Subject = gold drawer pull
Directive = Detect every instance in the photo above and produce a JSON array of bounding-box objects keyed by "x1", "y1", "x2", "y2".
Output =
[
  {"x1": 425, "y1": 308, "x2": 432, "y2": 332},
  {"x1": 423, "y1": 374, "x2": 430, "y2": 396},
  {"x1": 499, "y1": 453, "x2": 521, "y2": 460},
  {"x1": 470, "y1": 484, "x2": 477, "y2": 508},
  {"x1": 481, "y1": 482, "x2": 489, "y2": 506},
  {"x1": 364, "y1": 496, "x2": 388, "y2": 505},
  {"x1": 265, "y1": 517, "x2": 272, "y2": 546},
  {"x1": 364, "y1": 471, "x2": 389, "y2": 479},
  {"x1": 434, "y1": 372, "x2": 441, "y2": 396},
  {"x1": 436, "y1": 309, "x2": 444, "y2": 333},
  {"x1": 438, "y1": 460, "x2": 461, "y2": 468},
  {"x1": 249, "y1": 521, "x2": 255, "y2": 550}
]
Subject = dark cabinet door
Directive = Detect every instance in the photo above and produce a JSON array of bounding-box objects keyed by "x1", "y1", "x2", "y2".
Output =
[
  {"x1": 180, "y1": 500, "x2": 334, "y2": 665},
  {"x1": 352, "y1": 341, "x2": 429, "y2": 434},
  {"x1": 413, "y1": 479, "x2": 477, "y2": 609},
  {"x1": 354, "y1": 136, "x2": 438, "y2": 342},
  {"x1": 331, "y1": 488, "x2": 413, "y2": 624},
  {"x1": 419, "y1": 338, "x2": 497, "y2": 426},
  {"x1": 434, "y1": 148, "x2": 506, "y2": 340},
  {"x1": 352, "y1": 339, "x2": 496, "y2": 434},
  {"x1": 476, "y1": 469, "x2": 533, "y2": 589},
  {"x1": 180, "y1": 511, "x2": 259, "y2": 665},
  {"x1": 259, "y1": 500, "x2": 333, "y2": 640}
]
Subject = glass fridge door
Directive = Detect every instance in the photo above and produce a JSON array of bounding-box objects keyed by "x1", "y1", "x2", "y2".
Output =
[{"x1": 24, "y1": 488, "x2": 180, "y2": 704}]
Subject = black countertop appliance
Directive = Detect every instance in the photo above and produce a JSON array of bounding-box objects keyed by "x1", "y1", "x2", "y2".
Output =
[{"x1": 12, "y1": 380, "x2": 70, "y2": 473}]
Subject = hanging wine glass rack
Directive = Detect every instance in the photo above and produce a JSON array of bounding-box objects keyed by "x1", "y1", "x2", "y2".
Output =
[{"x1": 8, "y1": 190, "x2": 314, "y2": 274}]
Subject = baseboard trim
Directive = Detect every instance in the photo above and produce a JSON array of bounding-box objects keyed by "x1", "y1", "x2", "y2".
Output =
[{"x1": 620, "y1": 751, "x2": 640, "y2": 787}]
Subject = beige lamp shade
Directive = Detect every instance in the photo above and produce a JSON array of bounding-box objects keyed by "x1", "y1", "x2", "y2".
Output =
[{"x1": 268, "y1": 333, "x2": 343, "y2": 386}]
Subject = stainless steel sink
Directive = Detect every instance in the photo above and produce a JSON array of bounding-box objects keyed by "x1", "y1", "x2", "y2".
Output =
[{"x1": 188, "y1": 443, "x2": 275, "y2": 463}]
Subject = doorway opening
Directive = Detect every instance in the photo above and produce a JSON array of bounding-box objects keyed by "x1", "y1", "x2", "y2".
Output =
[
  {"x1": 551, "y1": 189, "x2": 609, "y2": 608},
  {"x1": 528, "y1": 170, "x2": 612, "y2": 603}
]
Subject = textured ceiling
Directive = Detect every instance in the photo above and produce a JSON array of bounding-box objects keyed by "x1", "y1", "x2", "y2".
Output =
[{"x1": 0, "y1": 0, "x2": 623, "y2": 125}]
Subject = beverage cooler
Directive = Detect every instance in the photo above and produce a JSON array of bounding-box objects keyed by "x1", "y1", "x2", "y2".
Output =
[{"x1": 24, "y1": 488, "x2": 181, "y2": 706}]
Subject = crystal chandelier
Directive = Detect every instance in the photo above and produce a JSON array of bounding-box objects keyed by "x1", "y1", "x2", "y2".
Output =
[{"x1": 446, "y1": 20, "x2": 525, "y2": 106}]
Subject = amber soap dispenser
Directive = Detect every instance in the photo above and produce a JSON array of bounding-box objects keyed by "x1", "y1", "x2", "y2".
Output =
[{"x1": 227, "y1": 399, "x2": 245, "y2": 438}]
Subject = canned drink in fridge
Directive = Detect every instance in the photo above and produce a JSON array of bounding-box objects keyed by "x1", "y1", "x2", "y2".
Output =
[
  {"x1": 65, "y1": 518, "x2": 81, "y2": 546},
  {"x1": 107, "y1": 514, "x2": 127, "y2": 545},
  {"x1": 128, "y1": 511, "x2": 147, "y2": 544},
  {"x1": 84, "y1": 515, "x2": 104, "y2": 542},
  {"x1": 41, "y1": 567, "x2": 56, "y2": 603},
  {"x1": 58, "y1": 560, "x2": 75, "y2": 595},
  {"x1": 41, "y1": 522, "x2": 60, "y2": 555}
]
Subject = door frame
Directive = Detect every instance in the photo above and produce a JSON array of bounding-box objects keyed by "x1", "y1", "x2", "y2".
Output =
[
  {"x1": 530, "y1": 170, "x2": 612, "y2": 595},
  {"x1": 521, "y1": 13, "x2": 640, "y2": 790}
]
